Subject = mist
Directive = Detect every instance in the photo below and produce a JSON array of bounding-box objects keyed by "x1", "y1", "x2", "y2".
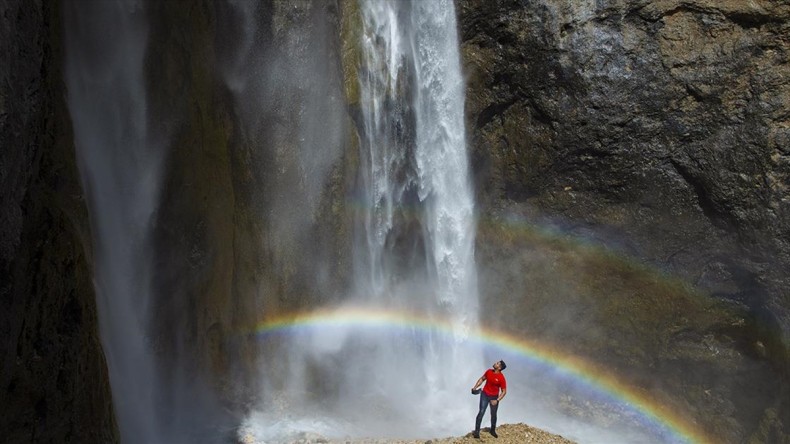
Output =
[{"x1": 63, "y1": 2, "x2": 165, "y2": 441}]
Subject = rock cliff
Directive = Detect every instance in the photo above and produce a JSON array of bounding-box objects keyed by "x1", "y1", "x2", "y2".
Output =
[
  {"x1": 0, "y1": 0, "x2": 118, "y2": 441},
  {"x1": 458, "y1": 0, "x2": 789, "y2": 442},
  {"x1": 143, "y1": 0, "x2": 353, "y2": 422}
]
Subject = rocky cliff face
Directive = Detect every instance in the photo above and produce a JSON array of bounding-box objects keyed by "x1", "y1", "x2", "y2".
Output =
[
  {"x1": 0, "y1": 0, "x2": 118, "y2": 442},
  {"x1": 143, "y1": 0, "x2": 353, "y2": 423},
  {"x1": 458, "y1": 0, "x2": 789, "y2": 442}
]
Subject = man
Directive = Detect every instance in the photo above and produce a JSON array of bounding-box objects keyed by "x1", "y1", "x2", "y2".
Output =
[{"x1": 471, "y1": 360, "x2": 507, "y2": 438}]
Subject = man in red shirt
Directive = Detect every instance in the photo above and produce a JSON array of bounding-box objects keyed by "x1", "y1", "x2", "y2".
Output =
[{"x1": 470, "y1": 360, "x2": 507, "y2": 438}]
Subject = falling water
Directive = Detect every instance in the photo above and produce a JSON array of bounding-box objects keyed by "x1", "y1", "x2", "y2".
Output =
[
  {"x1": 357, "y1": 0, "x2": 480, "y2": 314},
  {"x1": 66, "y1": 0, "x2": 482, "y2": 440},
  {"x1": 355, "y1": 0, "x2": 481, "y2": 406},
  {"x1": 63, "y1": 1, "x2": 163, "y2": 442},
  {"x1": 241, "y1": 0, "x2": 483, "y2": 441}
]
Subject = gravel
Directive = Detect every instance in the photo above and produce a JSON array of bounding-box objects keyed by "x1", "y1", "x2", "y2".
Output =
[{"x1": 239, "y1": 423, "x2": 577, "y2": 444}]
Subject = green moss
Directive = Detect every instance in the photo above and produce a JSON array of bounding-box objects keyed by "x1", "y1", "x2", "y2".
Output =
[
  {"x1": 143, "y1": 0, "x2": 243, "y2": 391},
  {"x1": 748, "y1": 408, "x2": 790, "y2": 444},
  {"x1": 339, "y1": 0, "x2": 363, "y2": 107}
]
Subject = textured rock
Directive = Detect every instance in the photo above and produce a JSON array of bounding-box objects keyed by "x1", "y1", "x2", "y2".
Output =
[
  {"x1": 458, "y1": 0, "x2": 789, "y2": 442},
  {"x1": 219, "y1": 0, "x2": 355, "y2": 394},
  {"x1": 238, "y1": 423, "x2": 574, "y2": 444},
  {"x1": 459, "y1": 0, "x2": 790, "y2": 325},
  {"x1": 143, "y1": 0, "x2": 355, "y2": 424},
  {"x1": 141, "y1": 1, "x2": 262, "y2": 434},
  {"x1": 0, "y1": 0, "x2": 118, "y2": 441}
]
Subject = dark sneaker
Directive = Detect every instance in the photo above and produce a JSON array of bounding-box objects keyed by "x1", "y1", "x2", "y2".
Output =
[
  {"x1": 489, "y1": 430, "x2": 498, "y2": 438},
  {"x1": 472, "y1": 431, "x2": 480, "y2": 439}
]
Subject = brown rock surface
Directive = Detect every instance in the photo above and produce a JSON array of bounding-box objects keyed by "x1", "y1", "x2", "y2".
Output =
[{"x1": 458, "y1": 0, "x2": 789, "y2": 442}]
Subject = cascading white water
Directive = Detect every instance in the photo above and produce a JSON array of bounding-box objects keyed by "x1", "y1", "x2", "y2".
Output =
[
  {"x1": 356, "y1": 0, "x2": 481, "y2": 412},
  {"x1": 63, "y1": 2, "x2": 163, "y2": 442},
  {"x1": 358, "y1": 0, "x2": 478, "y2": 313},
  {"x1": 240, "y1": 0, "x2": 483, "y2": 441}
]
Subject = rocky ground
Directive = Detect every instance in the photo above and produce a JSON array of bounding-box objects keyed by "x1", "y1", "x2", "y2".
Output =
[
  {"x1": 240, "y1": 423, "x2": 576, "y2": 444},
  {"x1": 412, "y1": 423, "x2": 575, "y2": 444}
]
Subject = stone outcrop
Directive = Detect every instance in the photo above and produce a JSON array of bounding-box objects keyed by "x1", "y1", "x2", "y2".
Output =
[
  {"x1": 0, "y1": 0, "x2": 118, "y2": 442},
  {"x1": 458, "y1": 0, "x2": 789, "y2": 442}
]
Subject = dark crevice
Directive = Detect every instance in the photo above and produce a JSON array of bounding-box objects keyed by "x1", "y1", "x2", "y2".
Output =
[
  {"x1": 529, "y1": 100, "x2": 555, "y2": 126},
  {"x1": 668, "y1": 157, "x2": 732, "y2": 230},
  {"x1": 475, "y1": 98, "x2": 518, "y2": 129},
  {"x1": 724, "y1": 11, "x2": 786, "y2": 29},
  {"x1": 572, "y1": 146, "x2": 617, "y2": 160},
  {"x1": 685, "y1": 83, "x2": 707, "y2": 103}
]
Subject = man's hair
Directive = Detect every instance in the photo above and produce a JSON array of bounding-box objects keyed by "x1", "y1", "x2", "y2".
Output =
[{"x1": 499, "y1": 360, "x2": 507, "y2": 370}]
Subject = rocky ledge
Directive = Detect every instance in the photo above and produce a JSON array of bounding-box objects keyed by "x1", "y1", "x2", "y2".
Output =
[{"x1": 239, "y1": 423, "x2": 575, "y2": 444}]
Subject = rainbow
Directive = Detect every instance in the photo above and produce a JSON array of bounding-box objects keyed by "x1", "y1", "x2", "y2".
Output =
[{"x1": 250, "y1": 306, "x2": 714, "y2": 444}]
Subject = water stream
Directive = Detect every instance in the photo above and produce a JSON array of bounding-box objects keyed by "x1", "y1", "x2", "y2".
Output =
[
  {"x1": 63, "y1": 1, "x2": 164, "y2": 442},
  {"x1": 355, "y1": 0, "x2": 482, "y2": 420}
]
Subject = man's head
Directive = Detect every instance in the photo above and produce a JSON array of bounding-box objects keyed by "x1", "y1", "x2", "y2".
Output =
[{"x1": 494, "y1": 360, "x2": 507, "y2": 371}]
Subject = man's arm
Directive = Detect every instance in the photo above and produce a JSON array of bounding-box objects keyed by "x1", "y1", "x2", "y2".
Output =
[
  {"x1": 494, "y1": 388, "x2": 506, "y2": 404},
  {"x1": 471, "y1": 376, "x2": 485, "y2": 391}
]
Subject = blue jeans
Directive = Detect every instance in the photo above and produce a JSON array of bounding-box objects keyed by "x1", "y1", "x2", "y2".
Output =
[{"x1": 475, "y1": 392, "x2": 498, "y2": 433}]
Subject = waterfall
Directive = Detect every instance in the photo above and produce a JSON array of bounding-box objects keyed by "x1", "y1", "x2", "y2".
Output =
[
  {"x1": 240, "y1": 0, "x2": 482, "y2": 440},
  {"x1": 357, "y1": 0, "x2": 478, "y2": 325},
  {"x1": 355, "y1": 0, "x2": 481, "y2": 407},
  {"x1": 65, "y1": 0, "x2": 481, "y2": 440},
  {"x1": 63, "y1": 1, "x2": 163, "y2": 442}
]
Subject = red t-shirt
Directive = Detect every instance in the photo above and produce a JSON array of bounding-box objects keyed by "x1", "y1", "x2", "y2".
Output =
[{"x1": 482, "y1": 369, "x2": 506, "y2": 397}]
